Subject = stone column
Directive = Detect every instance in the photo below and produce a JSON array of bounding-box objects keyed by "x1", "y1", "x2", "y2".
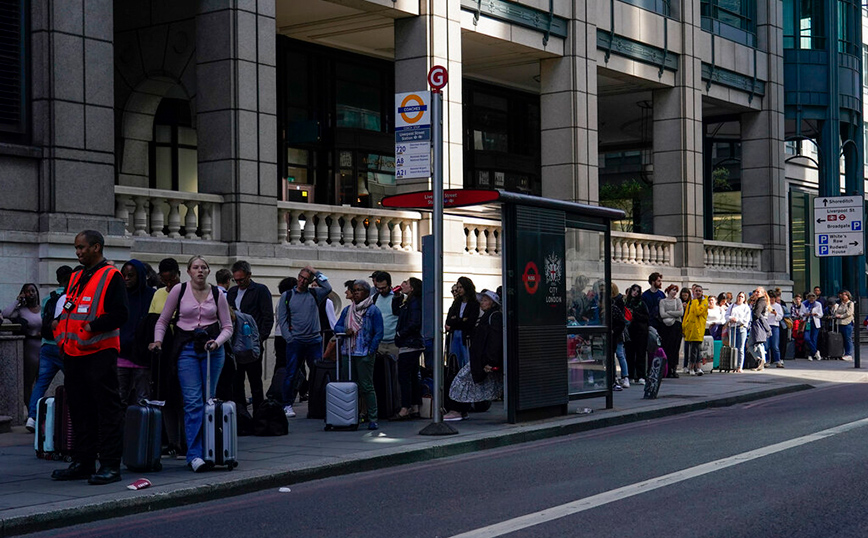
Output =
[
  {"x1": 539, "y1": 9, "x2": 598, "y2": 204},
  {"x1": 741, "y1": 0, "x2": 787, "y2": 276},
  {"x1": 196, "y1": 0, "x2": 278, "y2": 244},
  {"x1": 651, "y1": 1, "x2": 704, "y2": 270},
  {"x1": 31, "y1": 0, "x2": 120, "y2": 233},
  {"x1": 394, "y1": 0, "x2": 464, "y2": 253}
]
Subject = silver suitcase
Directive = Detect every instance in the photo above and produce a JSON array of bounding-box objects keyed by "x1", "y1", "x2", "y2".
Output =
[
  {"x1": 325, "y1": 333, "x2": 359, "y2": 431},
  {"x1": 204, "y1": 348, "x2": 239, "y2": 469}
]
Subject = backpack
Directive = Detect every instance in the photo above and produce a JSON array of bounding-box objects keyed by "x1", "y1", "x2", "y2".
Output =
[
  {"x1": 41, "y1": 291, "x2": 62, "y2": 340},
  {"x1": 252, "y1": 399, "x2": 289, "y2": 436},
  {"x1": 232, "y1": 311, "x2": 261, "y2": 364}
]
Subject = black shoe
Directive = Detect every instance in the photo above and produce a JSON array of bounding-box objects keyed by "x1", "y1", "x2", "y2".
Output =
[
  {"x1": 671, "y1": 372, "x2": 680, "y2": 379},
  {"x1": 51, "y1": 461, "x2": 96, "y2": 481},
  {"x1": 88, "y1": 466, "x2": 122, "y2": 485}
]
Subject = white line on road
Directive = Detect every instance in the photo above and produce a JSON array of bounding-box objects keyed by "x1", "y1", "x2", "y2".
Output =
[{"x1": 450, "y1": 417, "x2": 868, "y2": 538}]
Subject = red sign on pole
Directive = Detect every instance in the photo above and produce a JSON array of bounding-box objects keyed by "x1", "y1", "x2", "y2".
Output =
[
  {"x1": 381, "y1": 189, "x2": 499, "y2": 209},
  {"x1": 428, "y1": 65, "x2": 448, "y2": 92}
]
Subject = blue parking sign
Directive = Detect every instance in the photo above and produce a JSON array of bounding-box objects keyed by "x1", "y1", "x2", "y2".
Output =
[
  {"x1": 819, "y1": 245, "x2": 829, "y2": 255},
  {"x1": 852, "y1": 221, "x2": 862, "y2": 231},
  {"x1": 818, "y1": 235, "x2": 829, "y2": 244}
]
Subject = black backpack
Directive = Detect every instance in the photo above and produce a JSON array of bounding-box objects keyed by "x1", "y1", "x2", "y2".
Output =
[
  {"x1": 252, "y1": 399, "x2": 289, "y2": 436},
  {"x1": 41, "y1": 291, "x2": 62, "y2": 340}
]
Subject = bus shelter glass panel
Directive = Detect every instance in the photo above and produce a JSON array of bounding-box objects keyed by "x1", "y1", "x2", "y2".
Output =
[{"x1": 565, "y1": 226, "x2": 609, "y2": 396}]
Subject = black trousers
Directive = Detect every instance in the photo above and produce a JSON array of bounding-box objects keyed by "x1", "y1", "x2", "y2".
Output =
[
  {"x1": 397, "y1": 350, "x2": 422, "y2": 408},
  {"x1": 233, "y1": 358, "x2": 264, "y2": 412},
  {"x1": 63, "y1": 348, "x2": 124, "y2": 467},
  {"x1": 659, "y1": 322, "x2": 682, "y2": 375},
  {"x1": 625, "y1": 330, "x2": 648, "y2": 381}
]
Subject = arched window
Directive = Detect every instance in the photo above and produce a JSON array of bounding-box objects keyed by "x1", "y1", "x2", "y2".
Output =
[{"x1": 150, "y1": 98, "x2": 197, "y2": 192}]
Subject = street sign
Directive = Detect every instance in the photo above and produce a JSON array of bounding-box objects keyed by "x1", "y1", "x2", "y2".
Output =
[
  {"x1": 381, "y1": 189, "x2": 500, "y2": 209},
  {"x1": 428, "y1": 65, "x2": 448, "y2": 91},
  {"x1": 814, "y1": 195, "x2": 864, "y2": 257},
  {"x1": 395, "y1": 91, "x2": 431, "y2": 180}
]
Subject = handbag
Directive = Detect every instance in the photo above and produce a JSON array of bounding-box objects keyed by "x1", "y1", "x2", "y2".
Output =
[{"x1": 783, "y1": 318, "x2": 793, "y2": 330}]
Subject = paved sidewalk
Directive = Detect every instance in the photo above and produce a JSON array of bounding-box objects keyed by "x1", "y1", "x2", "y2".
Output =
[{"x1": 0, "y1": 357, "x2": 865, "y2": 537}]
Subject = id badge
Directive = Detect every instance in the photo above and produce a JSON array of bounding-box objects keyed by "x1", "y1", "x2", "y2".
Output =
[
  {"x1": 77, "y1": 305, "x2": 90, "y2": 314},
  {"x1": 63, "y1": 300, "x2": 75, "y2": 312}
]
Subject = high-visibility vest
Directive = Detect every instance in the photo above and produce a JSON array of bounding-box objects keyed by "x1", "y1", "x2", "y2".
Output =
[{"x1": 55, "y1": 264, "x2": 121, "y2": 356}]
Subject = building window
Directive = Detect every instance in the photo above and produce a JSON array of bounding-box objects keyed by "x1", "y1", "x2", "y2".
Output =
[
  {"x1": 863, "y1": 123, "x2": 868, "y2": 168},
  {"x1": 701, "y1": 0, "x2": 756, "y2": 47},
  {"x1": 463, "y1": 80, "x2": 541, "y2": 196},
  {"x1": 837, "y1": 0, "x2": 859, "y2": 56},
  {"x1": 783, "y1": 0, "x2": 825, "y2": 50},
  {"x1": 618, "y1": 0, "x2": 671, "y2": 18},
  {"x1": 150, "y1": 98, "x2": 198, "y2": 193},
  {"x1": 0, "y1": 0, "x2": 28, "y2": 142}
]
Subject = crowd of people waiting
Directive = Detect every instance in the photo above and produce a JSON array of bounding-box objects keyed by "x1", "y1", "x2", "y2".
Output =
[
  {"x1": 1, "y1": 230, "x2": 503, "y2": 483},
  {"x1": 589, "y1": 272, "x2": 859, "y2": 388}
]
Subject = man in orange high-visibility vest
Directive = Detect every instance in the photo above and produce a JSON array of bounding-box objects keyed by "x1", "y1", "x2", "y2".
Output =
[{"x1": 52, "y1": 230, "x2": 128, "y2": 485}]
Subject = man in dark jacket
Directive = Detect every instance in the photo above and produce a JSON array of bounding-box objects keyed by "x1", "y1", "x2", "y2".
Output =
[{"x1": 227, "y1": 260, "x2": 274, "y2": 412}]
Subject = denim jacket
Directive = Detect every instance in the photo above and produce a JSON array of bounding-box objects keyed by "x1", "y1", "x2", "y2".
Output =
[{"x1": 334, "y1": 304, "x2": 384, "y2": 357}]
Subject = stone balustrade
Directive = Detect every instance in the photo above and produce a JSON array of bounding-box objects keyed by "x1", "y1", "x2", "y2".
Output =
[
  {"x1": 276, "y1": 202, "x2": 422, "y2": 250},
  {"x1": 704, "y1": 240, "x2": 763, "y2": 271},
  {"x1": 463, "y1": 218, "x2": 501, "y2": 255},
  {"x1": 610, "y1": 231, "x2": 676, "y2": 266},
  {"x1": 115, "y1": 186, "x2": 223, "y2": 240}
]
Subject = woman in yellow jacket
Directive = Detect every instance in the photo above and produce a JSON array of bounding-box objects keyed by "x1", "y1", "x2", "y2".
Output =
[{"x1": 682, "y1": 284, "x2": 708, "y2": 376}]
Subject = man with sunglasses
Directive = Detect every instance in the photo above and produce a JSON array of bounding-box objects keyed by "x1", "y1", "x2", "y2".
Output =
[
  {"x1": 227, "y1": 260, "x2": 274, "y2": 413},
  {"x1": 276, "y1": 265, "x2": 332, "y2": 418}
]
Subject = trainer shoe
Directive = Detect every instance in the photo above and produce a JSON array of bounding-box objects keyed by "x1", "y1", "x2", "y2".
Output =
[
  {"x1": 690, "y1": 370, "x2": 697, "y2": 376},
  {"x1": 443, "y1": 411, "x2": 464, "y2": 421},
  {"x1": 190, "y1": 457, "x2": 207, "y2": 473},
  {"x1": 681, "y1": 367, "x2": 690, "y2": 374},
  {"x1": 843, "y1": 355, "x2": 853, "y2": 362},
  {"x1": 696, "y1": 369, "x2": 703, "y2": 376},
  {"x1": 367, "y1": 421, "x2": 379, "y2": 431},
  {"x1": 613, "y1": 383, "x2": 623, "y2": 391},
  {"x1": 284, "y1": 405, "x2": 296, "y2": 418},
  {"x1": 25, "y1": 417, "x2": 35, "y2": 433},
  {"x1": 636, "y1": 378, "x2": 646, "y2": 385},
  {"x1": 620, "y1": 378, "x2": 630, "y2": 388}
]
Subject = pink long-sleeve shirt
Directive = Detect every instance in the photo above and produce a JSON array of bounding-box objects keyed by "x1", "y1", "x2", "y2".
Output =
[{"x1": 154, "y1": 283, "x2": 233, "y2": 347}]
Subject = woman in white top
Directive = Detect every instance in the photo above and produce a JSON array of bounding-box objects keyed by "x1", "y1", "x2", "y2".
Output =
[
  {"x1": 658, "y1": 284, "x2": 683, "y2": 378},
  {"x1": 725, "y1": 291, "x2": 751, "y2": 372},
  {"x1": 798, "y1": 293, "x2": 824, "y2": 360},
  {"x1": 706, "y1": 295, "x2": 725, "y2": 338},
  {"x1": 767, "y1": 291, "x2": 784, "y2": 367}
]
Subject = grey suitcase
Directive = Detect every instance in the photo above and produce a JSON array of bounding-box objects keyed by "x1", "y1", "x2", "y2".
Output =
[
  {"x1": 325, "y1": 333, "x2": 359, "y2": 431},
  {"x1": 204, "y1": 348, "x2": 239, "y2": 469}
]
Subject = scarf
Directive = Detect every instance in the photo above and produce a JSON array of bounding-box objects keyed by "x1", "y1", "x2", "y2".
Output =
[{"x1": 347, "y1": 294, "x2": 375, "y2": 349}]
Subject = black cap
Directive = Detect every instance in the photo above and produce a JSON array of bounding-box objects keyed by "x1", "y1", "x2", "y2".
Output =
[{"x1": 56, "y1": 265, "x2": 73, "y2": 283}]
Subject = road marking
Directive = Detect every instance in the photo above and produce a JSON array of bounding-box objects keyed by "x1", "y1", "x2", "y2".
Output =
[{"x1": 451, "y1": 417, "x2": 868, "y2": 538}]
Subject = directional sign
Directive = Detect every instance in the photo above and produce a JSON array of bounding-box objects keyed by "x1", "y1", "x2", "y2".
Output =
[
  {"x1": 395, "y1": 91, "x2": 431, "y2": 180},
  {"x1": 381, "y1": 189, "x2": 500, "y2": 209},
  {"x1": 814, "y1": 195, "x2": 864, "y2": 257}
]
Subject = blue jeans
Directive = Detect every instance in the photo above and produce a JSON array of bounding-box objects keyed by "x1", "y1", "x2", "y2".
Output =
[
  {"x1": 768, "y1": 325, "x2": 781, "y2": 363},
  {"x1": 804, "y1": 327, "x2": 819, "y2": 355},
  {"x1": 840, "y1": 323, "x2": 854, "y2": 356},
  {"x1": 735, "y1": 327, "x2": 747, "y2": 369},
  {"x1": 450, "y1": 331, "x2": 469, "y2": 368},
  {"x1": 28, "y1": 344, "x2": 64, "y2": 419},
  {"x1": 177, "y1": 343, "x2": 224, "y2": 464},
  {"x1": 615, "y1": 341, "x2": 628, "y2": 379},
  {"x1": 283, "y1": 339, "x2": 322, "y2": 406}
]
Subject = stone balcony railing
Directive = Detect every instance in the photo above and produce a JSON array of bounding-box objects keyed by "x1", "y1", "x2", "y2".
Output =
[
  {"x1": 610, "y1": 231, "x2": 676, "y2": 266},
  {"x1": 463, "y1": 217, "x2": 501, "y2": 255},
  {"x1": 115, "y1": 186, "x2": 223, "y2": 240},
  {"x1": 703, "y1": 240, "x2": 763, "y2": 271},
  {"x1": 276, "y1": 202, "x2": 422, "y2": 251}
]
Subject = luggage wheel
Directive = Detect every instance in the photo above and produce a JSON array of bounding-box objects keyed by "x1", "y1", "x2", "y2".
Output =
[{"x1": 324, "y1": 425, "x2": 332, "y2": 431}]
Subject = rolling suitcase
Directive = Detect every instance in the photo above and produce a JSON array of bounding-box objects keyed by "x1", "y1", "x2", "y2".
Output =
[
  {"x1": 819, "y1": 321, "x2": 844, "y2": 359},
  {"x1": 325, "y1": 333, "x2": 359, "y2": 431},
  {"x1": 644, "y1": 348, "x2": 667, "y2": 399},
  {"x1": 53, "y1": 386, "x2": 75, "y2": 462},
  {"x1": 204, "y1": 348, "x2": 239, "y2": 470},
  {"x1": 719, "y1": 327, "x2": 738, "y2": 372},
  {"x1": 34, "y1": 395, "x2": 56, "y2": 459},
  {"x1": 123, "y1": 349, "x2": 164, "y2": 472},
  {"x1": 123, "y1": 403, "x2": 163, "y2": 472}
]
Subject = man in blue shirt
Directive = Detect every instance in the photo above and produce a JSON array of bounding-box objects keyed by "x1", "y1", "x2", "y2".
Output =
[{"x1": 276, "y1": 265, "x2": 332, "y2": 418}]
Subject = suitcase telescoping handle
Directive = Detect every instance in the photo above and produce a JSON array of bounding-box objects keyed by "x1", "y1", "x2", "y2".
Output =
[
  {"x1": 205, "y1": 347, "x2": 212, "y2": 403},
  {"x1": 334, "y1": 333, "x2": 351, "y2": 382}
]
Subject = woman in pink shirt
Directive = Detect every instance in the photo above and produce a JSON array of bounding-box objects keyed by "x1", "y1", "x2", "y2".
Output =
[{"x1": 150, "y1": 256, "x2": 232, "y2": 472}]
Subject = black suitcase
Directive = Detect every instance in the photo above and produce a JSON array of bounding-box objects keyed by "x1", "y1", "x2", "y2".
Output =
[
  {"x1": 373, "y1": 351, "x2": 399, "y2": 420},
  {"x1": 123, "y1": 403, "x2": 163, "y2": 472},
  {"x1": 819, "y1": 324, "x2": 844, "y2": 359},
  {"x1": 53, "y1": 386, "x2": 75, "y2": 462},
  {"x1": 307, "y1": 360, "x2": 335, "y2": 419},
  {"x1": 719, "y1": 329, "x2": 738, "y2": 372}
]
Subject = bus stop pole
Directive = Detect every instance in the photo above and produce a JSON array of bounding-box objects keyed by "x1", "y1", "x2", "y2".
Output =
[{"x1": 421, "y1": 89, "x2": 457, "y2": 435}]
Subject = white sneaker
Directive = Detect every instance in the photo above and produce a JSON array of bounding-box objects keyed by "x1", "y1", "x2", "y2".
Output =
[
  {"x1": 843, "y1": 355, "x2": 853, "y2": 361},
  {"x1": 807, "y1": 355, "x2": 814, "y2": 361},
  {"x1": 620, "y1": 378, "x2": 630, "y2": 388},
  {"x1": 613, "y1": 383, "x2": 623, "y2": 391},
  {"x1": 284, "y1": 405, "x2": 296, "y2": 418},
  {"x1": 690, "y1": 370, "x2": 697, "y2": 376},
  {"x1": 25, "y1": 417, "x2": 35, "y2": 433},
  {"x1": 190, "y1": 457, "x2": 207, "y2": 472},
  {"x1": 637, "y1": 378, "x2": 646, "y2": 385},
  {"x1": 682, "y1": 367, "x2": 690, "y2": 374},
  {"x1": 814, "y1": 351, "x2": 822, "y2": 361}
]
